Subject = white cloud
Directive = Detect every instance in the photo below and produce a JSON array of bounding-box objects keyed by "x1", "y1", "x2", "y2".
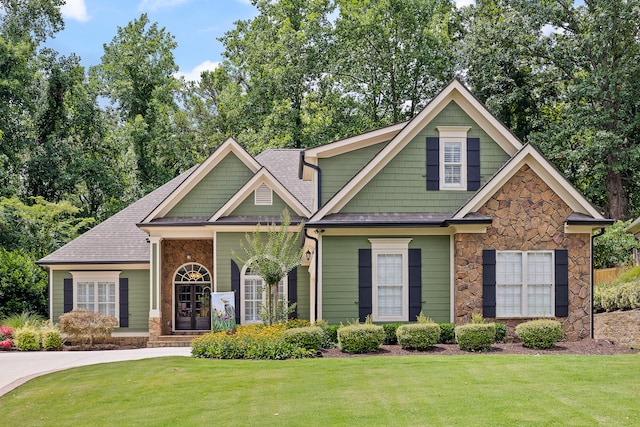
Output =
[
  {"x1": 61, "y1": 0, "x2": 90, "y2": 23},
  {"x1": 455, "y1": 0, "x2": 475, "y2": 8},
  {"x1": 138, "y1": 0, "x2": 189, "y2": 12},
  {"x1": 175, "y1": 60, "x2": 220, "y2": 82},
  {"x1": 542, "y1": 24, "x2": 565, "y2": 37}
]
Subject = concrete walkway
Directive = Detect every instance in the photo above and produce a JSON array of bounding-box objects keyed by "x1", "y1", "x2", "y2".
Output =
[{"x1": 0, "y1": 347, "x2": 192, "y2": 397}]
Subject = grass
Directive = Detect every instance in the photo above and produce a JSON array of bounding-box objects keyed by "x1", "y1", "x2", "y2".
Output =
[{"x1": 1, "y1": 355, "x2": 639, "y2": 426}]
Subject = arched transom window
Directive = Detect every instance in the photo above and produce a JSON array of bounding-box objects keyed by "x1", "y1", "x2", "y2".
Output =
[{"x1": 174, "y1": 263, "x2": 211, "y2": 283}]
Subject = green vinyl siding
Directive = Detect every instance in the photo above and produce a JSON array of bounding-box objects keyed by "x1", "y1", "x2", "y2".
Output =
[
  {"x1": 318, "y1": 142, "x2": 387, "y2": 207},
  {"x1": 168, "y1": 154, "x2": 254, "y2": 217},
  {"x1": 321, "y1": 234, "x2": 450, "y2": 324},
  {"x1": 342, "y1": 102, "x2": 510, "y2": 213},
  {"x1": 230, "y1": 190, "x2": 291, "y2": 217},
  {"x1": 51, "y1": 269, "x2": 150, "y2": 333},
  {"x1": 215, "y1": 232, "x2": 310, "y2": 321}
]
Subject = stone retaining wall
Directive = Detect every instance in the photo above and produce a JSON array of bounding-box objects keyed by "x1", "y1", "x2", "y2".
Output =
[{"x1": 594, "y1": 310, "x2": 640, "y2": 346}]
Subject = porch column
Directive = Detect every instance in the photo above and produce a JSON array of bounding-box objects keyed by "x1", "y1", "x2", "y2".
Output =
[{"x1": 149, "y1": 236, "x2": 162, "y2": 340}]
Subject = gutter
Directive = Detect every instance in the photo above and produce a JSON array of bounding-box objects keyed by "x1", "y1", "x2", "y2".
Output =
[
  {"x1": 304, "y1": 228, "x2": 319, "y2": 322},
  {"x1": 591, "y1": 227, "x2": 606, "y2": 339},
  {"x1": 299, "y1": 151, "x2": 322, "y2": 208}
]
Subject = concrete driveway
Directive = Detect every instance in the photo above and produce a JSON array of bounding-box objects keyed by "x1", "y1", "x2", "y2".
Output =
[{"x1": 0, "y1": 347, "x2": 192, "y2": 397}]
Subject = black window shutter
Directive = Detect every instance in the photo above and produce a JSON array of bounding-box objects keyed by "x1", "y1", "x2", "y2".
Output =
[
  {"x1": 482, "y1": 249, "x2": 496, "y2": 318},
  {"x1": 231, "y1": 260, "x2": 241, "y2": 324},
  {"x1": 287, "y1": 267, "x2": 298, "y2": 319},
  {"x1": 408, "y1": 248, "x2": 422, "y2": 321},
  {"x1": 358, "y1": 249, "x2": 372, "y2": 322},
  {"x1": 119, "y1": 278, "x2": 129, "y2": 328},
  {"x1": 426, "y1": 136, "x2": 440, "y2": 190},
  {"x1": 467, "y1": 137, "x2": 481, "y2": 191},
  {"x1": 63, "y1": 278, "x2": 73, "y2": 313},
  {"x1": 555, "y1": 249, "x2": 569, "y2": 317}
]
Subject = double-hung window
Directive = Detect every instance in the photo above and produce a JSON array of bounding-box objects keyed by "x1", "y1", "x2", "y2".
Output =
[
  {"x1": 370, "y1": 239, "x2": 411, "y2": 321},
  {"x1": 72, "y1": 271, "x2": 120, "y2": 319},
  {"x1": 241, "y1": 267, "x2": 287, "y2": 324},
  {"x1": 437, "y1": 126, "x2": 470, "y2": 190},
  {"x1": 496, "y1": 251, "x2": 553, "y2": 317}
]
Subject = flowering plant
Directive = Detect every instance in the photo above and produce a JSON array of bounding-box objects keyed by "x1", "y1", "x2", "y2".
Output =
[{"x1": 0, "y1": 325, "x2": 13, "y2": 350}]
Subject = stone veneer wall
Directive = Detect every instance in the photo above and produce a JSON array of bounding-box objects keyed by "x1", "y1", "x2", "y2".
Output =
[
  {"x1": 160, "y1": 239, "x2": 213, "y2": 335},
  {"x1": 454, "y1": 165, "x2": 591, "y2": 340},
  {"x1": 594, "y1": 310, "x2": 640, "y2": 346}
]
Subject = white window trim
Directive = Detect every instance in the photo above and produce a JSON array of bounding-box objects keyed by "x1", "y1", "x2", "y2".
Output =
[
  {"x1": 71, "y1": 271, "x2": 121, "y2": 324},
  {"x1": 437, "y1": 126, "x2": 471, "y2": 190},
  {"x1": 254, "y1": 183, "x2": 273, "y2": 206},
  {"x1": 369, "y1": 238, "x2": 411, "y2": 322},
  {"x1": 240, "y1": 264, "x2": 288, "y2": 324},
  {"x1": 495, "y1": 251, "x2": 555, "y2": 318}
]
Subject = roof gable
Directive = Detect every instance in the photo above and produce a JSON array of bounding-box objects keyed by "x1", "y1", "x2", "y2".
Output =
[
  {"x1": 454, "y1": 144, "x2": 605, "y2": 219},
  {"x1": 210, "y1": 168, "x2": 312, "y2": 221},
  {"x1": 142, "y1": 138, "x2": 260, "y2": 222},
  {"x1": 309, "y1": 79, "x2": 524, "y2": 221}
]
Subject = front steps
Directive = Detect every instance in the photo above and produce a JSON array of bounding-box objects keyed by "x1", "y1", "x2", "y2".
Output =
[{"x1": 147, "y1": 333, "x2": 205, "y2": 348}]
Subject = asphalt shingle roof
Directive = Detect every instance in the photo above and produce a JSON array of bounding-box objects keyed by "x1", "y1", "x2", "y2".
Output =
[{"x1": 256, "y1": 149, "x2": 313, "y2": 210}]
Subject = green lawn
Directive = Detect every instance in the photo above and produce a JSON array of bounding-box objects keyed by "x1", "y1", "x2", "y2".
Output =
[{"x1": 2, "y1": 355, "x2": 639, "y2": 426}]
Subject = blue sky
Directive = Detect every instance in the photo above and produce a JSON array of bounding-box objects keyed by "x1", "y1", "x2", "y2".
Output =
[{"x1": 48, "y1": 0, "x2": 259, "y2": 80}]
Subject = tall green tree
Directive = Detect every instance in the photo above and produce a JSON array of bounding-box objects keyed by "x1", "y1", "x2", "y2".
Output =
[
  {"x1": 462, "y1": 0, "x2": 640, "y2": 220},
  {"x1": 333, "y1": 0, "x2": 459, "y2": 127},
  {"x1": 219, "y1": 0, "x2": 335, "y2": 151},
  {"x1": 91, "y1": 13, "x2": 188, "y2": 193},
  {"x1": 0, "y1": 0, "x2": 64, "y2": 196}
]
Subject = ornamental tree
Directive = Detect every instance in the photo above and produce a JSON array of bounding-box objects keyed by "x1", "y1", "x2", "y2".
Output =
[{"x1": 235, "y1": 209, "x2": 303, "y2": 324}]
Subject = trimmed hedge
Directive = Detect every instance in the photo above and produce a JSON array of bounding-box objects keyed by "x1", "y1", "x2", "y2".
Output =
[
  {"x1": 515, "y1": 319, "x2": 563, "y2": 349},
  {"x1": 594, "y1": 281, "x2": 640, "y2": 312},
  {"x1": 41, "y1": 327, "x2": 63, "y2": 350},
  {"x1": 396, "y1": 323, "x2": 440, "y2": 350},
  {"x1": 382, "y1": 322, "x2": 403, "y2": 345},
  {"x1": 438, "y1": 323, "x2": 456, "y2": 344},
  {"x1": 337, "y1": 324, "x2": 385, "y2": 354},
  {"x1": 282, "y1": 326, "x2": 324, "y2": 350},
  {"x1": 455, "y1": 323, "x2": 496, "y2": 352},
  {"x1": 494, "y1": 323, "x2": 507, "y2": 343}
]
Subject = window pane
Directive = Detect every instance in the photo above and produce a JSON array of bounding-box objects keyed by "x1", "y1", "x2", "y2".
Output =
[
  {"x1": 244, "y1": 278, "x2": 262, "y2": 323},
  {"x1": 444, "y1": 165, "x2": 461, "y2": 184},
  {"x1": 497, "y1": 253, "x2": 522, "y2": 284},
  {"x1": 77, "y1": 282, "x2": 95, "y2": 312},
  {"x1": 527, "y1": 252, "x2": 553, "y2": 284},
  {"x1": 496, "y1": 284, "x2": 522, "y2": 316},
  {"x1": 528, "y1": 284, "x2": 552, "y2": 316},
  {"x1": 444, "y1": 142, "x2": 461, "y2": 162},
  {"x1": 378, "y1": 285, "x2": 402, "y2": 317},
  {"x1": 377, "y1": 254, "x2": 402, "y2": 285}
]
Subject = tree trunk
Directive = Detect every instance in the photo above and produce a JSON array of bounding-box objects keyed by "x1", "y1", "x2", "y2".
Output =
[{"x1": 606, "y1": 163, "x2": 627, "y2": 220}]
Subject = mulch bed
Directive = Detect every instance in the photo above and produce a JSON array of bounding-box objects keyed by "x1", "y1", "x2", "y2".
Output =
[{"x1": 319, "y1": 339, "x2": 639, "y2": 358}]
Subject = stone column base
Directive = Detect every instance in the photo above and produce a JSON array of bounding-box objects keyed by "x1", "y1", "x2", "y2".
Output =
[{"x1": 149, "y1": 317, "x2": 162, "y2": 340}]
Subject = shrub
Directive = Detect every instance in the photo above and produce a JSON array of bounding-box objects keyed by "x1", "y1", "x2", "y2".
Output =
[
  {"x1": 471, "y1": 313, "x2": 485, "y2": 324},
  {"x1": 494, "y1": 323, "x2": 507, "y2": 343},
  {"x1": 14, "y1": 325, "x2": 42, "y2": 351},
  {"x1": 515, "y1": 319, "x2": 563, "y2": 349},
  {"x1": 438, "y1": 323, "x2": 456, "y2": 344},
  {"x1": 594, "y1": 281, "x2": 640, "y2": 312},
  {"x1": 416, "y1": 310, "x2": 434, "y2": 324},
  {"x1": 337, "y1": 324, "x2": 385, "y2": 354},
  {"x1": 396, "y1": 323, "x2": 440, "y2": 350},
  {"x1": 323, "y1": 324, "x2": 340, "y2": 346},
  {"x1": 191, "y1": 323, "x2": 310, "y2": 359},
  {"x1": 455, "y1": 323, "x2": 496, "y2": 352},
  {"x1": 382, "y1": 322, "x2": 403, "y2": 345},
  {"x1": 59, "y1": 309, "x2": 118, "y2": 346},
  {"x1": 1, "y1": 311, "x2": 46, "y2": 329},
  {"x1": 284, "y1": 319, "x2": 311, "y2": 329},
  {"x1": 282, "y1": 326, "x2": 324, "y2": 350},
  {"x1": 41, "y1": 327, "x2": 63, "y2": 350},
  {"x1": 0, "y1": 325, "x2": 12, "y2": 350}
]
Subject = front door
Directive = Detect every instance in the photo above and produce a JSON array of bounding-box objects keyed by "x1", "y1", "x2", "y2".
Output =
[
  {"x1": 176, "y1": 284, "x2": 210, "y2": 330},
  {"x1": 174, "y1": 263, "x2": 212, "y2": 331}
]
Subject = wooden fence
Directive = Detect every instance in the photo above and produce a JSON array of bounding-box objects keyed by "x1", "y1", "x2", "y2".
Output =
[{"x1": 594, "y1": 267, "x2": 621, "y2": 285}]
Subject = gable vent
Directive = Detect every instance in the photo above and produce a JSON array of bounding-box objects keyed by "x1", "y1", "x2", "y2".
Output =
[{"x1": 254, "y1": 183, "x2": 273, "y2": 206}]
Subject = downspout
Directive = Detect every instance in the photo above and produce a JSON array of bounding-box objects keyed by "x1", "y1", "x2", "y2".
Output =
[
  {"x1": 299, "y1": 150, "x2": 322, "y2": 208},
  {"x1": 305, "y1": 228, "x2": 319, "y2": 322},
  {"x1": 591, "y1": 228, "x2": 606, "y2": 339}
]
